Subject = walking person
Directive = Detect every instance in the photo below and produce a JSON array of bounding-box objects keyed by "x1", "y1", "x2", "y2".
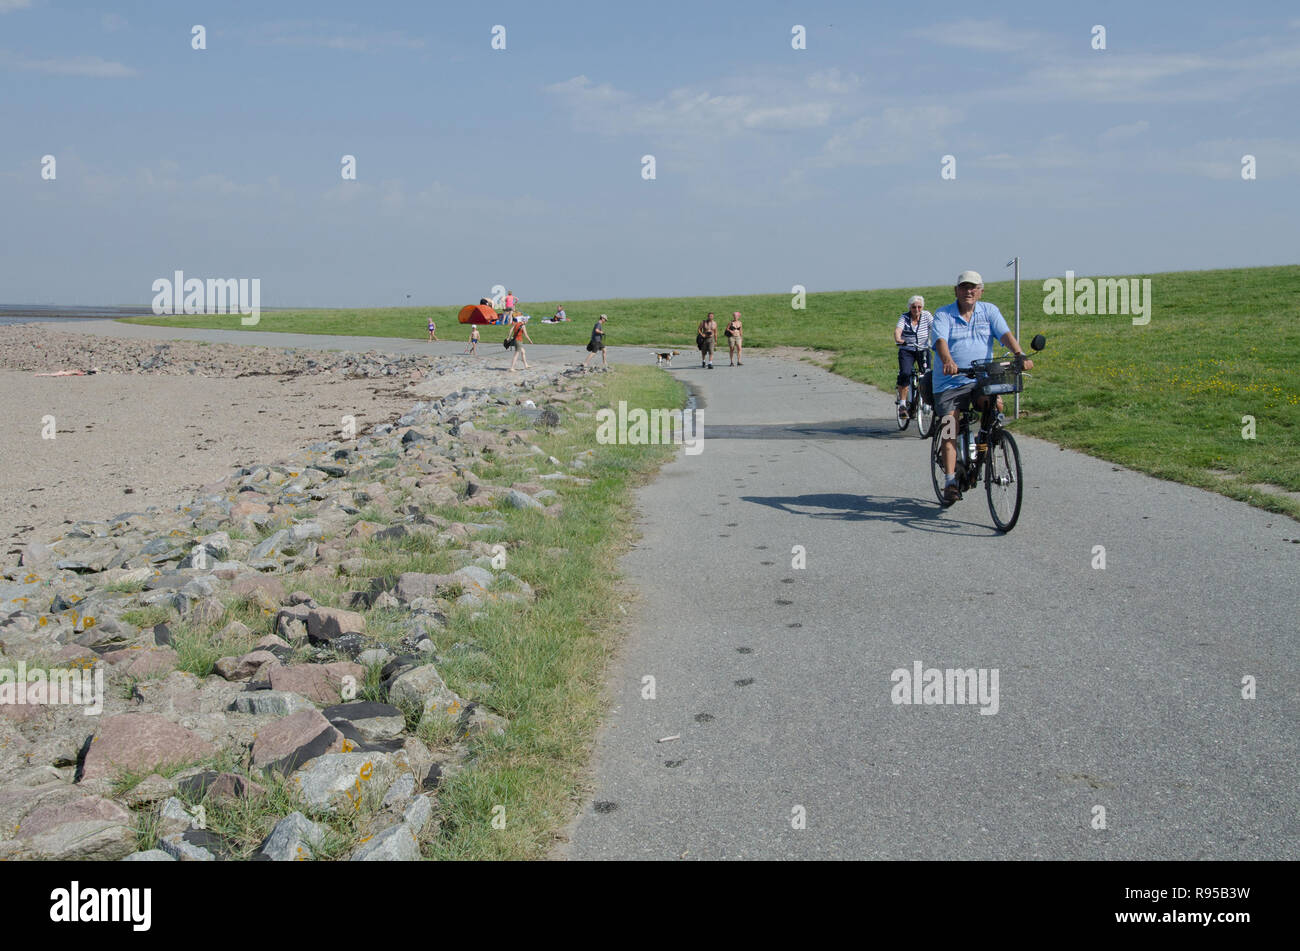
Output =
[
  {"x1": 502, "y1": 290, "x2": 517, "y2": 321},
  {"x1": 697, "y1": 312, "x2": 718, "y2": 369},
  {"x1": 506, "y1": 316, "x2": 532, "y2": 371},
  {"x1": 426, "y1": 316, "x2": 438, "y2": 342},
  {"x1": 725, "y1": 311, "x2": 743, "y2": 366},
  {"x1": 465, "y1": 324, "x2": 479, "y2": 355},
  {"x1": 581, "y1": 313, "x2": 609, "y2": 369}
]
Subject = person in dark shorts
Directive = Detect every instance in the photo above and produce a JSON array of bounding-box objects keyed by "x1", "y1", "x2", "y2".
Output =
[
  {"x1": 697, "y1": 312, "x2": 717, "y2": 368},
  {"x1": 581, "y1": 314, "x2": 609, "y2": 369},
  {"x1": 932, "y1": 270, "x2": 1034, "y2": 505},
  {"x1": 506, "y1": 316, "x2": 532, "y2": 371}
]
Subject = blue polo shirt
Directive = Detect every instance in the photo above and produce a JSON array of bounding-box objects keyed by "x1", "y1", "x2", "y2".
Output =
[{"x1": 930, "y1": 300, "x2": 1011, "y2": 394}]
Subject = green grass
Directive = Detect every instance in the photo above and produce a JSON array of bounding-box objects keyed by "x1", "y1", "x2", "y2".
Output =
[
  {"x1": 128, "y1": 263, "x2": 1300, "y2": 517},
  {"x1": 418, "y1": 366, "x2": 682, "y2": 858}
]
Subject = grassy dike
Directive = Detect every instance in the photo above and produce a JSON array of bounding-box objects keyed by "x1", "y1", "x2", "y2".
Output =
[
  {"x1": 126, "y1": 264, "x2": 1300, "y2": 518},
  {"x1": 417, "y1": 365, "x2": 682, "y2": 859}
]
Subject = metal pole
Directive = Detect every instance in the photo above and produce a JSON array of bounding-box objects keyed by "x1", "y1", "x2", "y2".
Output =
[{"x1": 1006, "y1": 256, "x2": 1020, "y2": 418}]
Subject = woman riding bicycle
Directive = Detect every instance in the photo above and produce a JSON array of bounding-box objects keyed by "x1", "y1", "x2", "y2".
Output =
[{"x1": 894, "y1": 295, "x2": 932, "y2": 421}]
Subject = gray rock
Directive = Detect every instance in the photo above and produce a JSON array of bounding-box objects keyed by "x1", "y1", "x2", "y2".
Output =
[
  {"x1": 290, "y1": 753, "x2": 399, "y2": 814},
  {"x1": 453, "y1": 565, "x2": 495, "y2": 590},
  {"x1": 393, "y1": 572, "x2": 443, "y2": 603},
  {"x1": 121, "y1": 849, "x2": 176, "y2": 861},
  {"x1": 249, "y1": 530, "x2": 289, "y2": 561},
  {"x1": 506, "y1": 491, "x2": 543, "y2": 511},
  {"x1": 258, "y1": 811, "x2": 328, "y2": 861},
  {"x1": 159, "y1": 828, "x2": 228, "y2": 861},
  {"x1": 349, "y1": 822, "x2": 420, "y2": 861},
  {"x1": 323, "y1": 701, "x2": 406, "y2": 742},
  {"x1": 159, "y1": 796, "x2": 197, "y2": 835},
  {"x1": 403, "y1": 793, "x2": 435, "y2": 834},
  {"x1": 357, "y1": 648, "x2": 392, "y2": 667},
  {"x1": 381, "y1": 773, "x2": 416, "y2": 809},
  {"x1": 228, "y1": 690, "x2": 317, "y2": 717},
  {"x1": 288, "y1": 522, "x2": 323, "y2": 544},
  {"x1": 387, "y1": 664, "x2": 460, "y2": 715}
]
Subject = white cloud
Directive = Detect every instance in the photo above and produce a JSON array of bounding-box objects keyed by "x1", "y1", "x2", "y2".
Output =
[
  {"x1": 253, "y1": 20, "x2": 424, "y2": 52},
  {"x1": 813, "y1": 105, "x2": 961, "y2": 169},
  {"x1": 0, "y1": 51, "x2": 137, "y2": 77},
  {"x1": 1099, "y1": 120, "x2": 1151, "y2": 143},
  {"x1": 806, "y1": 68, "x2": 862, "y2": 95},
  {"x1": 907, "y1": 18, "x2": 1055, "y2": 53},
  {"x1": 1177, "y1": 139, "x2": 1300, "y2": 179},
  {"x1": 545, "y1": 74, "x2": 838, "y2": 141},
  {"x1": 0, "y1": 1, "x2": 33, "y2": 13}
]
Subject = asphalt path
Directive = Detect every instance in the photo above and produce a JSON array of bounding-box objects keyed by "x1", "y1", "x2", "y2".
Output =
[{"x1": 49, "y1": 321, "x2": 1299, "y2": 860}]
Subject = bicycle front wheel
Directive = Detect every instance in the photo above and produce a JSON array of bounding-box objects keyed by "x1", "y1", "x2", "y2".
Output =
[
  {"x1": 985, "y1": 429, "x2": 1023, "y2": 532},
  {"x1": 916, "y1": 396, "x2": 934, "y2": 438},
  {"x1": 929, "y1": 427, "x2": 947, "y2": 503}
]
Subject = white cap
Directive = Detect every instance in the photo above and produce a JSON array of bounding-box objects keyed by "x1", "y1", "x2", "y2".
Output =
[{"x1": 957, "y1": 270, "x2": 983, "y2": 286}]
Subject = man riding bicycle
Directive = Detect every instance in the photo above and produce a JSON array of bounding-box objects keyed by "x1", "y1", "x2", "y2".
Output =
[
  {"x1": 894, "y1": 294, "x2": 932, "y2": 421},
  {"x1": 932, "y1": 271, "x2": 1034, "y2": 506}
]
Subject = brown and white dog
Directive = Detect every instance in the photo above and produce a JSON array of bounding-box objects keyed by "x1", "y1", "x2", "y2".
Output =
[{"x1": 652, "y1": 350, "x2": 681, "y2": 366}]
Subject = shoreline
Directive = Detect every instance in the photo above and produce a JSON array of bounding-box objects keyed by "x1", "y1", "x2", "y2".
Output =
[{"x1": 0, "y1": 324, "x2": 558, "y2": 564}]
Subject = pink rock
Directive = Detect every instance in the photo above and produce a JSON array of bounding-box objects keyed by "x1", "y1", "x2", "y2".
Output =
[
  {"x1": 306, "y1": 607, "x2": 366, "y2": 642},
  {"x1": 17, "y1": 795, "x2": 130, "y2": 839},
  {"x1": 80, "y1": 714, "x2": 216, "y2": 781},
  {"x1": 214, "y1": 650, "x2": 279, "y2": 682},
  {"x1": 251, "y1": 710, "x2": 342, "y2": 771},
  {"x1": 268, "y1": 662, "x2": 364, "y2": 705},
  {"x1": 231, "y1": 500, "x2": 271, "y2": 519},
  {"x1": 124, "y1": 648, "x2": 179, "y2": 679},
  {"x1": 50, "y1": 645, "x2": 99, "y2": 665}
]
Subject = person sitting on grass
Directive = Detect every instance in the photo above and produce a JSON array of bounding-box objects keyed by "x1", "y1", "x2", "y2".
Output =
[{"x1": 555, "y1": 305, "x2": 568, "y2": 321}]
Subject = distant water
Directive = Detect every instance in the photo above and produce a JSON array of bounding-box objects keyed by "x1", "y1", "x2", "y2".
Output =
[{"x1": 0, "y1": 305, "x2": 153, "y2": 326}]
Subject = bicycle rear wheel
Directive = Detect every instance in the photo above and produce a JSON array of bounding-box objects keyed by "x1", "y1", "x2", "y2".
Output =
[
  {"x1": 985, "y1": 429, "x2": 1023, "y2": 532},
  {"x1": 929, "y1": 428, "x2": 947, "y2": 503}
]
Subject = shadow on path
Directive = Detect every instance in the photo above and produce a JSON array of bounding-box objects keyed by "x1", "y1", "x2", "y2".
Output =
[
  {"x1": 739, "y1": 491, "x2": 1000, "y2": 536},
  {"x1": 708, "y1": 419, "x2": 917, "y2": 440}
]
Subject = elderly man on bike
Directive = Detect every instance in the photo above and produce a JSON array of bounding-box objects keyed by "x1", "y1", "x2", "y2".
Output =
[
  {"x1": 932, "y1": 270, "x2": 1033, "y2": 506},
  {"x1": 894, "y1": 294, "x2": 932, "y2": 422}
]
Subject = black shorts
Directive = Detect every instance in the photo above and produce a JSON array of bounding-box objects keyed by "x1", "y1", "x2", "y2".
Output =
[
  {"x1": 897, "y1": 348, "x2": 926, "y2": 387},
  {"x1": 934, "y1": 381, "x2": 978, "y2": 420}
]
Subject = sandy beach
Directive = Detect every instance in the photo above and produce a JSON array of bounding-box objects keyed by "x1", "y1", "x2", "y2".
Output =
[
  {"x1": 1, "y1": 370, "x2": 418, "y2": 554},
  {"x1": 0, "y1": 324, "x2": 557, "y2": 560}
]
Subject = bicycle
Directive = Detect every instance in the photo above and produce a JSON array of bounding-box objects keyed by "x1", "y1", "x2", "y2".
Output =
[
  {"x1": 928, "y1": 335, "x2": 1045, "y2": 532},
  {"x1": 896, "y1": 348, "x2": 934, "y2": 437}
]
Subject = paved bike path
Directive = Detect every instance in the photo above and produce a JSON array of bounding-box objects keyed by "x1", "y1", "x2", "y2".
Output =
[
  {"x1": 47, "y1": 321, "x2": 1298, "y2": 859},
  {"x1": 560, "y1": 356, "x2": 1297, "y2": 860}
]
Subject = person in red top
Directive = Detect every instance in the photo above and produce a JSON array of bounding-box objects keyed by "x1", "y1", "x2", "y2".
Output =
[{"x1": 507, "y1": 316, "x2": 532, "y2": 371}]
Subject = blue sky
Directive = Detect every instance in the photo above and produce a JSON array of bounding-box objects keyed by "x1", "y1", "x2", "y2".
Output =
[{"x1": 1, "y1": 0, "x2": 1297, "y2": 306}]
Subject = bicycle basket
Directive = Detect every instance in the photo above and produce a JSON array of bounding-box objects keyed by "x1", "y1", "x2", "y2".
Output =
[{"x1": 975, "y1": 362, "x2": 1023, "y2": 397}]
